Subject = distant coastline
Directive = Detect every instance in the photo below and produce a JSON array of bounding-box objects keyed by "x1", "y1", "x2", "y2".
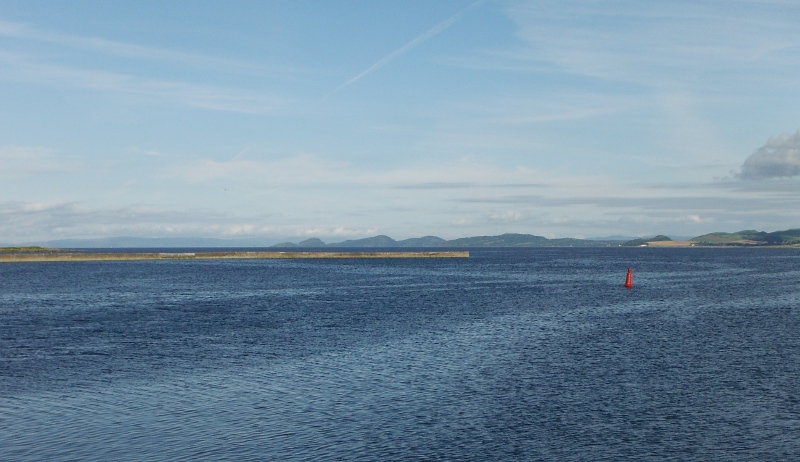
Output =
[
  {"x1": 0, "y1": 250, "x2": 469, "y2": 263},
  {"x1": 4, "y1": 228, "x2": 800, "y2": 250},
  {"x1": 276, "y1": 228, "x2": 800, "y2": 248}
]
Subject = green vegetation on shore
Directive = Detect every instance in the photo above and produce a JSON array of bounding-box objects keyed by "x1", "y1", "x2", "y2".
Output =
[
  {"x1": 444, "y1": 233, "x2": 608, "y2": 247},
  {"x1": 621, "y1": 235, "x2": 673, "y2": 247},
  {"x1": 692, "y1": 228, "x2": 800, "y2": 246},
  {"x1": 0, "y1": 246, "x2": 54, "y2": 252}
]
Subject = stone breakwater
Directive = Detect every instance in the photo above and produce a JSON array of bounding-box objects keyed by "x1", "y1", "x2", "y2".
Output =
[{"x1": 0, "y1": 251, "x2": 469, "y2": 263}]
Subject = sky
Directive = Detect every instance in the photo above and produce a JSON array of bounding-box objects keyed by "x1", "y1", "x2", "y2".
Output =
[{"x1": 1, "y1": 0, "x2": 800, "y2": 244}]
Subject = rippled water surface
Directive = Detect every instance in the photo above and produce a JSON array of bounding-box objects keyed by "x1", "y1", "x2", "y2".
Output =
[{"x1": 2, "y1": 248, "x2": 799, "y2": 461}]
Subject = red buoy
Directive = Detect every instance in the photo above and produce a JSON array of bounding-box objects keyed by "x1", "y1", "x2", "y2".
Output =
[{"x1": 624, "y1": 268, "x2": 633, "y2": 288}]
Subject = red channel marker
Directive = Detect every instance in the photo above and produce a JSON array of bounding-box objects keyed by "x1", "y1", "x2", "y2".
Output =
[{"x1": 624, "y1": 268, "x2": 633, "y2": 288}]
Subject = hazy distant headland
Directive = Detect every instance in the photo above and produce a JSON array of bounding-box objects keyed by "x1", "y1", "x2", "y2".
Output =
[
  {"x1": 273, "y1": 234, "x2": 619, "y2": 248},
  {"x1": 275, "y1": 229, "x2": 800, "y2": 248},
  {"x1": 6, "y1": 228, "x2": 800, "y2": 250}
]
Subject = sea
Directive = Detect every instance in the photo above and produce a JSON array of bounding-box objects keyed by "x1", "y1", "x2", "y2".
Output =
[{"x1": 1, "y1": 247, "x2": 799, "y2": 461}]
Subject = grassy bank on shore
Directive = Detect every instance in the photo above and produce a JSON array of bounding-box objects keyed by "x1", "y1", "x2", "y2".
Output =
[{"x1": 0, "y1": 246, "x2": 57, "y2": 253}]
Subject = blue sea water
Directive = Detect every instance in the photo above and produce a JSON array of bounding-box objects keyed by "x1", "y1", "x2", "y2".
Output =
[{"x1": 1, "y1": 247, "x2": 799, "y2": 461}]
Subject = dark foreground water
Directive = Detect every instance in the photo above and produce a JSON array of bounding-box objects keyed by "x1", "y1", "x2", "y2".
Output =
[{"x1": 1, "y1": 248, "x2": 799, "y2": 461}]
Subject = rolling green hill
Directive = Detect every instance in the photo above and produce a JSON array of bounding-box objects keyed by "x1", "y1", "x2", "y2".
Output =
[
  {"x1": 622, "y1": 235, "x2": 672, "y2": 247},
  {"x1": 443, "y1": 233, "x2": 615, "y2": 247},
  {"x1": 692, "y1": 228, "x2": 800, "y2": 245}
]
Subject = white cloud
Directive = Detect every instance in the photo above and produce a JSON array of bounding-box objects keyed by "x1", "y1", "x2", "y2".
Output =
[
  {"x1": 738, "y1": 131, "x2": 800, "y2": 180},
  {"x1": 0, "y1": 145, "x2": 78, "y2": 178}
]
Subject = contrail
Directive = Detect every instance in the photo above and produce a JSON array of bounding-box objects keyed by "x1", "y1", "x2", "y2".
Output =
[
  {"x1": 231, "y1": 147, "x2": 250, "y2": 161},
  {"x1": 328, "y1": 1, "x2": 482, "y2": 97}
]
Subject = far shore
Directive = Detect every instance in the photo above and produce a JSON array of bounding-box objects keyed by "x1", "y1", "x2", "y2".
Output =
[
  {"x1": 0, "y1": 250, "x2": 470, "y2": 263},
  {"x1": 639, "y1": 240, "x2": 799, "y2": 248},
  {"x1": 639, "y1": 240, "x2": 697, "y2": 247}
]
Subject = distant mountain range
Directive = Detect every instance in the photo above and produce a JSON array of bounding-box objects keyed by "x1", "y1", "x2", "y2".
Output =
[
  {"x1": 13, "y1": 228, "x2": 800, "y2": 249},
  {"x1": 24, "y1": 233, "x2": 623, "y2": 249},
  {"x1": 279, "y1": 234, "x2": 642, "y2": 248},
  {"x1": 272, "y1": 233, "x2": 624, "y2": 248}
]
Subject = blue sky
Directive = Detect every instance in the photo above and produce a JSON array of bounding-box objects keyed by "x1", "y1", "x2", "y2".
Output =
[{"x1": 1, "y1": 0, "x2": 800, "y2": 244}]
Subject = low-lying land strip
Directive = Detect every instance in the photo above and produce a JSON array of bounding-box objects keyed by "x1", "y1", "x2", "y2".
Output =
[
  {"x1": 639, "y1": 240, "x2": 696, "y2": 247},
  {"x1": 0, "y1": 250, "x2": 469, "y2": 263},
  {"x1": 0, "y1": 246, "x2": 56, "y2": 253}
]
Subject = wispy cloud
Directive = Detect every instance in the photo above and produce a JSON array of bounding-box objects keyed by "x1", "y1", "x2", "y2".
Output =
[
  {"x1": 493, "y1": 108, "x2": 611, "y2": 125},
  {"x1": 0, "y1": 200, "x2": 385, "y2": 243},
  {"x1": 0, "y1": 20, "x2": 281, "y2": 73},
  {"x1": 163, "y1": 153, "x2": 553, "y2": 192},
  {"x1": 394, "y1": 182, "x2": 477, "y2": 190},
  {"x1": 452, "y1": 193, "x2": 800, "y2": 213},
  {"x1": 0, "y1": 19, "x2": 295, "y2": 113},
  {"x1": 0, "y1": 51, "x2": 279, "y2": 113},
  {"x1": 329, "y1": 1, "x2": 482, "y2": 96},
  {"x1": 501, "y1": 1, "x2": 800, "y2": 89},
  {"x1": 164, "y1": 154, "x2": 349, "y2": 184},
  {"x1": 0, "y1": 201, "x2": 254, "y2": 242},
  {"x1": 4, "y1": 156, "x2": 799, "y2": 243},
  {"x1": 0, "y1": 145, "x2": 79, "y2": 178}
]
